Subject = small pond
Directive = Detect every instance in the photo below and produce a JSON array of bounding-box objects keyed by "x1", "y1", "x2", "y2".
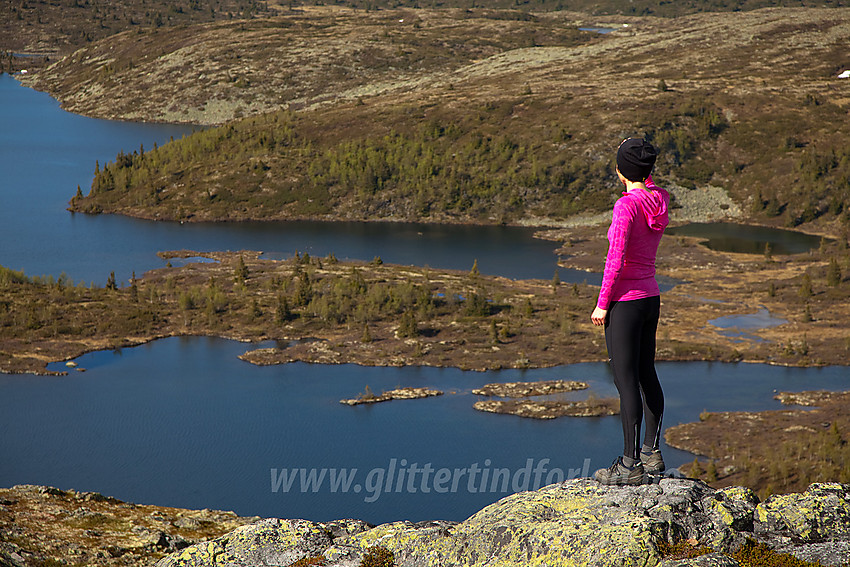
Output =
[
  {"x1": 666, "y1": 223, "x2": 826, "y2": 255},
  {"x1": 709, "y1": 307, "x2": 788, "y2": 342}
]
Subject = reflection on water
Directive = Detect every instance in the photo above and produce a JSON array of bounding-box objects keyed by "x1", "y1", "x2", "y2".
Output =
[{"x1": 667, "y1": 222, "x2": 825, "y2": 255}]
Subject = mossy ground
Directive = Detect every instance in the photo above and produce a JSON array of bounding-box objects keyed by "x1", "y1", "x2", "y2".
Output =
[
  {"x1": 0, "y1": 485, "x2": 252, "y2": 567},
  {"x1": 660, "y1": 538, "x2": 838, "y2": 567}
]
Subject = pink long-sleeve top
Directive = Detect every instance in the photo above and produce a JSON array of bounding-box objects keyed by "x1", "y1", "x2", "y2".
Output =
[{"x1": 596, "y1": 176, "x2": 670, "y2": 310}]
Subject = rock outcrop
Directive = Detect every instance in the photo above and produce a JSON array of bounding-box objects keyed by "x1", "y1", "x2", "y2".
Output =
[
  {"x1": 0, "y1": 484, "x2": 254, "y2": 567},
  {"x1": 156, "y1": 480, "x2": 850, "y2": 567}
]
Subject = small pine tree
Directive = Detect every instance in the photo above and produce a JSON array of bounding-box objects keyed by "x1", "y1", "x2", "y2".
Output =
[
  {"x1": 464, "y1": 292, "x2": 490, "y2": 317},
  {"x1": 276, "y1": 295, "x2": 293, "y2": 323},
  {"x1": 688, "y1": 458, "x2": 703, "y2": 479},
  {"x1": 295, "y1": 273, "x2": 312, "y2": 307},
  {"x1": 106, "y1": 271, "x2": 117, "y2": 291},
  {"x1": 397, "y1": 310, "x2": 418, "y2": 338},
  {"x1": 234, "y1": 255, "x2": 249, "y2": 283},
  {"x1": 706, "y1": 460, "x2": 718, "y2": 482},
  {"x1": 470, "y1": 259, "x2": 480, "y2": 276},
  {"x1": 361, "y1": 323, "x2": 372, "y2": 343},
  {"x1": 799, "y1": 273, "x2": 813, "y2": 298},
  {"x1": 552, "y1": 270, "x2": 561, "y2": 293},
  {"x1": 129, "y1": 271, "x2": 138, "y2": 302},
  {"x1": 178, "y1": 290, "x2": 195, "y2": 311},
  {"x1": 827, "y1": 257, "x2": 842, "y2": 286}
]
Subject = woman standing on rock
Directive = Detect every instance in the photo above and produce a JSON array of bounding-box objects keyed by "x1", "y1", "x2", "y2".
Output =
[{"x1": 590, "y1": 137, "x2": 670, "y2": 485}]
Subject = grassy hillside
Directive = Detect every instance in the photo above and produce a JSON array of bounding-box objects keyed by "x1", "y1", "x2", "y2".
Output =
[
  {"x1": 63, "y1": 7, "x2": 850, "y2": 233},
  {"x1": 321, "y1": 0, "x2": 847, "y2": 14},
  {"x1": 23, "y1": 8, "x2": 593, "y2": 123},
  {"x1": 4, "y1": 0, "x2": 845, "y2": 57},
  {"x1": 1, "y1": 0, "x2": 266, "y2": 72}
]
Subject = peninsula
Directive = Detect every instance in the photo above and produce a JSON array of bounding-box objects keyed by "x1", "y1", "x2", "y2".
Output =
[{"x1": 3, "y1": 234, "x2": 848, "y2": 378}]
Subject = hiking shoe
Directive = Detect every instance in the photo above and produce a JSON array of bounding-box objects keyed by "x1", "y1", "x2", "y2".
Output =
[
  {"x1": 641, "y1": 450, "x2": 666, "y2": 474},
  {"x1": 593, "y1": 457, "x2": 647, "y2": 486}
]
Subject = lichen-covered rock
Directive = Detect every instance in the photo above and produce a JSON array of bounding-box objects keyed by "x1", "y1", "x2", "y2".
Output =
[
  {"x1": 157, "y1": 480, "x2": 850, "y2": 567},
  {"x1": 154, "y1": 518, "x2": 371, "y2": 566},
  {"x1": 647, "y1": 483, "x2": 758, "y2": 551},
  {"x1": 161, "y1": 479, "x2": 759, "y2": 566},
  {"x1": 334, "y1": 480, "x2": 674, "y2": 566},
  {"x1": 755, "y1": 482, "x2": 850, "y2": 542},
  {"x1": 771, "y1": 539, "x2": 850, "y2": 567}
]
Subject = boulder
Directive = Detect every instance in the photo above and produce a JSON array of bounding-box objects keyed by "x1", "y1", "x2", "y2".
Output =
[
  {"x1": 155, "y1": 518, "x2": 371, "y2": 567},
  {"x1": 755, "y1": 482, "x2": 850, "y2": 542}
]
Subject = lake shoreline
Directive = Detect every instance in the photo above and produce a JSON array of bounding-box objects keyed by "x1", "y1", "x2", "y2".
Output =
[{"x1": 3, "y1": 224, "x2": 850, "y2": 377}]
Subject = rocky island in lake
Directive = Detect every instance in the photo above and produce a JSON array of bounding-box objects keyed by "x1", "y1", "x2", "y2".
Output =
[{"x1": 339, "y1": 387, "x2": 444, "y2": 406}]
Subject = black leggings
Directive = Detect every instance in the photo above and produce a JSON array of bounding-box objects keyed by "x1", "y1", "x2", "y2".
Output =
[{"x1": 604, "y1": 296, "x2": 664, "y2": 460}]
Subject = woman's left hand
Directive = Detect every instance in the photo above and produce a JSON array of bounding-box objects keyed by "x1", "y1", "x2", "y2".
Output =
[{"x1": 591, "y1": 306, "x2": 608, "y2": 327}]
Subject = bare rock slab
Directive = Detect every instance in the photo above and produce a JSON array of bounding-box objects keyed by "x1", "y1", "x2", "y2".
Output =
[{"x1": 156, "y1": 480, "x2": 850, "y2": 566}]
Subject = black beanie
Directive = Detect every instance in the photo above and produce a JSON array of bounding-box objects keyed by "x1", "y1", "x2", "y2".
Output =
[{"x1": 617, "y1": 138, "x2": 657, "y2": 182}]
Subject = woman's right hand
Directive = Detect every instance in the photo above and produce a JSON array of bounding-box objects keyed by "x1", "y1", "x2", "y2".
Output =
[{"x1": 591, "y1": 306, "x2": 607, "y2": 327}]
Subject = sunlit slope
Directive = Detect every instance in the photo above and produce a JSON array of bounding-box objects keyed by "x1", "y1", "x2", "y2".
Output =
[
  {"x1": 27, "y1": 8, "x2": 593, "y2": 124},
  {"x1": 67, "y1": 8, "x2": 850, "y2": 230}
]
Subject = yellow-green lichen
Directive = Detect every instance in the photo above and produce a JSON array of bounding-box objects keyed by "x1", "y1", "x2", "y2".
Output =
[
  {"x1": 755, "y1": 483, "x2": 850, "y2": 542},
  {"x1": 337, "y1": 484, "x2": 664, "y2": 567}
]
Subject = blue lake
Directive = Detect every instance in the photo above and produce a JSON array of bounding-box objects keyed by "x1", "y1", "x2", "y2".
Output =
[
  {"x1": 0, "y1": 73, "x2": 586, "y2": 286},
  {"x1": 0, "y1": 73, "x2": 848, "y2": 525},
  {"x1": 2, "y1": 337, "x2": 849, "y2": 524}
]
